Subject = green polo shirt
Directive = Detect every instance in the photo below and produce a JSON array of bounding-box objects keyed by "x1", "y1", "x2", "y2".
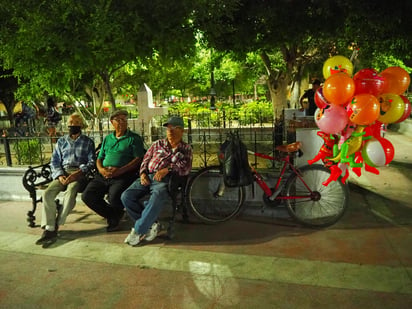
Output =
[{"x1": 98, "y1": 130, "x2": 145, "y2": 167}]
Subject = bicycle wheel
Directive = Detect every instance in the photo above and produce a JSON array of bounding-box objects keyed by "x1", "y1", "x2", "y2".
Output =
[
  {"x1": 284, "y1": 164, "x2": 349, "y2": 228},
  {"x1": 186, "y1": 165, "x2": 246, "y2": 224}
]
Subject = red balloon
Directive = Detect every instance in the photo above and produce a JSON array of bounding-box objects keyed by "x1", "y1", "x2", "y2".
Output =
[
  {"x1": 353, "y1": 68, "x2": 385, "y2": 96},
  {"x1": 395, "y1": 95, "x2": 412, "y2": 123},
  {"x1": 314, "y1": 87, "x2": 330, "y2": 109}
]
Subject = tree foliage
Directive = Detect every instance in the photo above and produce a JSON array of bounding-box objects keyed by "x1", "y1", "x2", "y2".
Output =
[{"x1": 192, "y1": 0, "x2": 412, "y2": 119}]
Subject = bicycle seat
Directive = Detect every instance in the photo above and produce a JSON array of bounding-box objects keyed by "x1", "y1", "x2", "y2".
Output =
[{"x1": 276, "y1": 141, "x2": 302, "y2": 153}]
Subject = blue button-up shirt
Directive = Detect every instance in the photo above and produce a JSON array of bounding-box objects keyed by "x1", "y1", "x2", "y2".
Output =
[{"x1": 50, "y1": 134, "x2": 96, "y2": 179}]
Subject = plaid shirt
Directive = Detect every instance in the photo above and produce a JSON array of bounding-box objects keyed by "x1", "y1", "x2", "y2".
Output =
[
  {"x1": 140, "y1": 138, "x2": 192, "y2": 176},
  {"x1": 50, "y1": 134, "x2": 96, "y2": 179}
]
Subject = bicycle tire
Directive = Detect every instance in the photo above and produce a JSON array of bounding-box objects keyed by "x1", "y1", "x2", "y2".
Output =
[
  {"x1": 284, "y1": 164, "x2": 349, "y2": 228},
  {"x1": 186, "y1": 165, "x2": 246, "y2": 224}
]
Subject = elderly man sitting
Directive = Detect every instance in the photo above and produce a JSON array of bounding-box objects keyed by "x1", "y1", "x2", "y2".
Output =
[
  {"x1": 36, "y1": 113, "x2": 95, "y2": 245},
  {"x1": 121, "y1": 116, "x2": 192, "y2": 246}
]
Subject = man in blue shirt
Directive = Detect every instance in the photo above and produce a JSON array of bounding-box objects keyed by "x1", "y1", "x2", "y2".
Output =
[
  {"x1": 82, "y1": 110, "x2": 145, "y2": 232},
  {"x1": 36, "y1": 113, "x2": 95, "y2": 245}
]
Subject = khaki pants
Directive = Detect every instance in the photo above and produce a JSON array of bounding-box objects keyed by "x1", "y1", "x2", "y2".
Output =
[{"x1": 41, "y1": 177, "x2": 85, "y2": 229}]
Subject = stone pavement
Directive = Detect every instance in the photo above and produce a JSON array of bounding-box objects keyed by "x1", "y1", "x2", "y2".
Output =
[{"x1": 0, "y1": 130, "x2": 412, "y2": 308}]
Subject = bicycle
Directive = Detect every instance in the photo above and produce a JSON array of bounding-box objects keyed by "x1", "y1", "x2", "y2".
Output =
[{"x1": 186, "y1": 141, "x2": 349, "y2": 228}]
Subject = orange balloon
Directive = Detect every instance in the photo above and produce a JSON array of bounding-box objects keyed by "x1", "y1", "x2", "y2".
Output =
[
  {"x1": 323, "y1": 72, "x2": 356, "y2": 105},
  {"x1": 380, "y1": 66, "x2": 410, "y2": 95},
  {"x1": 347, "y1": 94, "x2": 380, "y2": 125},
  {"x1": 378, "y1": 93, "x2": 405, "y2": 123}
]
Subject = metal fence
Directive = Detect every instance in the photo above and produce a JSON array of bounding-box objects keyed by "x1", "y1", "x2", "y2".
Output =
[{"x1": 0, "y1": 112, "x2": 292, "y2": 170}]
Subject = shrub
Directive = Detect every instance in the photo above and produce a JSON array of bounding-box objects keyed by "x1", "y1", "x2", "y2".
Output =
[{"x1": 13, "y1": 138, "x2": 44, "y2": 165}]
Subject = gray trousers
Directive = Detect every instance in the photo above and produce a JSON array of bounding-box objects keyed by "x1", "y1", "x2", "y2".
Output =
[{"x1": 41, "y1": 178, "x2": 84, "y2": 229}]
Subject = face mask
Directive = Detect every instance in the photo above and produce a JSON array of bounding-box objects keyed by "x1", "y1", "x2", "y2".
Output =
[{"x1": 69, "y1": 126, "x2": 81, "y2": 135}]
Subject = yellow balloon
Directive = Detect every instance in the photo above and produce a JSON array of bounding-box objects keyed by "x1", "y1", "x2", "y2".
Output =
[
  {"x1": 323, "y1": 55, "x2": 354, "y2": 79},
  {"x1": 378, "y1": 93, "x2": 405, "y2": 123}
]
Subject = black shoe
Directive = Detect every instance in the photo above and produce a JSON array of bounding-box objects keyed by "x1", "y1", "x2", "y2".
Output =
[
  {"x1": 35, "y1": 230, "x2": 57, "y2": 245},
  {"x1": 106, "y1": 217, "x2": 120, "y2": 232}
]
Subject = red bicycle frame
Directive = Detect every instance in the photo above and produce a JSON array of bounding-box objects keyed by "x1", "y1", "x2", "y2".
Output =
[{"x1": 248, "y1": 150, "x2": 314, "y2": 201}]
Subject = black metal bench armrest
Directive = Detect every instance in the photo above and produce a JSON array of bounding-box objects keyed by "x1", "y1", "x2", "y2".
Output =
[
  {"x1": 22, "y1": 163, "x2": 53, "y2": 194},
  {"x1": 168, "y1": 172, "x2": 188, "y2": 198}
]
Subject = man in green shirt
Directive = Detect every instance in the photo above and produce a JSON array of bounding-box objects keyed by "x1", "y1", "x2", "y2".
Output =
[{"x1": 82, "y1": 110, "x2": 145, "y2": 232}]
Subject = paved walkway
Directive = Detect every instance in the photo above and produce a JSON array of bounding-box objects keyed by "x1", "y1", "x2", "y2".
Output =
[{"x1": 1, "y1": 131, "x2": 412, "y2": 308}]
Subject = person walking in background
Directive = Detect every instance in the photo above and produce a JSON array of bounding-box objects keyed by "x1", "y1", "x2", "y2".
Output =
[
  {"x1": 121, "y1": 116, "x2": 192, "y2": 246},
  {"x1": 299, "y1": 79, "x2": 321, "y2": 116},
  {"x1": 82, "y1": 110, "x2": 146, "y2": 232},
  {"x1": 45, "y1": 97, "x2": 62, "y2": 139},
  {"x1": 36, "y1": 113, "x2": 95, "y2": 245}
]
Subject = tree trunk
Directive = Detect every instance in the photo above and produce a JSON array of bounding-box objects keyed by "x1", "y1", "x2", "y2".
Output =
[
  {"x1": 260, "y1": 51, "x2": 291, "y2": 123},
  {"x1": 101, "y1": 71, "x2": 116, "y2": 110}
]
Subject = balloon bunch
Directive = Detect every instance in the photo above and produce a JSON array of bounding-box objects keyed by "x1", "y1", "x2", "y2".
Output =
[{"x1": 308, "y1": 55, "x2": 411, "y2": 186}]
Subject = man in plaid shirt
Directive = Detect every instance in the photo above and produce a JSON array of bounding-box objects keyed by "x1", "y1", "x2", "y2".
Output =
[{"x1": 121, "y1": 116, "x2": 192, "y2": 246}]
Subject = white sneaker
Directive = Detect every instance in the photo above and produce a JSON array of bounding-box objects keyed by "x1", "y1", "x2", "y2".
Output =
[
  {"x1": 125, "y1": 228, "x2": 142, "y2": 246},
  {"x1": 145, "y1": 221, "x2": 159, "y2": 242},
  {"x1": 124, "y1": 228, "x2": 135, "y2": 243}
]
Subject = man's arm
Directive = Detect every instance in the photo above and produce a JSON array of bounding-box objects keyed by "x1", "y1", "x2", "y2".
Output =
[{"x1": 50, "y1": 140, "x2": 65, "y2": 179}]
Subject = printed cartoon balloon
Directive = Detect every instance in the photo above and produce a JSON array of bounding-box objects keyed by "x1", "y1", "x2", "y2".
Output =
[
  {"x1": 346, "y1": 94, "x2": 380, "y2": 125},
  {"x1": 395, "y1": 95, "x2": 412, "y2": 123},
  {"x1": 378, "y1": 93, "x2": 405, "y2": 123},
  {"x1": 314, "y1": 87, "x2": 330, "y2": 109},
  {"x1": 381, "y1": 66, "x2": 411, "y2": 95},
  {"x1": 353, "y1": 68, "x2": 385, "y2": 96},
  {"x1": 315, "y1": 105, "x2": 348, "y2": 134},
  {"x1": 323, "y1": 72, "x2": 356, "y2": 105},
  {"x1": 323, "y1": 55, "x2": 354, "y2": 79}
]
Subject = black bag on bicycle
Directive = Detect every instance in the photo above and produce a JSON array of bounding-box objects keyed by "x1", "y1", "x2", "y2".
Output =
[{"x1": 220, "y1": 132, "x2": 253, "y2": 187}]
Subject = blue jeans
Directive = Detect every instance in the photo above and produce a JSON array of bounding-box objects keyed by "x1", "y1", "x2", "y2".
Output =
[{"x1": 121, "y1": 174, "x2": 169, "y2": 235}]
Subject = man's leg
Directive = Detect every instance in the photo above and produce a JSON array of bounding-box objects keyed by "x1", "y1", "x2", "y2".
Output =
[
  {"x1": 58, "y1": 180, "x2": 81, "y2": 226},
  {"x1": 121, "y1": 178, "x2": 149, "y2": 222},
  {"x1": 108, "y1": 174, "x2": 137, "y2": 216},
  {"x1": 81, "y1": 174, "x2": 110, "y2": 218},
  {"x1": 41, "y1": 179, "x2": 66, "y2": 230},
  {"x1": 134, "y1": 176, "x2": 169, "y2": 235},
  {"x1": 37, "y1": 179, "x2": 65, "y2": 244}
]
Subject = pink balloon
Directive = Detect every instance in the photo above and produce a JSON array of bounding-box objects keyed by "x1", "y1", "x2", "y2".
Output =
[{"x1": 315, "y1": 105, "x2": 349, "y2": 134}]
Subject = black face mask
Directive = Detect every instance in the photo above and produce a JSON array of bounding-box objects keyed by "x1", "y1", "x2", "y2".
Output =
[{"x1": 69, "y1": 126, "x2": 81, "y2": 135}]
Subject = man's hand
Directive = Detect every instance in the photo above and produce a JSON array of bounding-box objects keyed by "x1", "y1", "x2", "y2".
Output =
[
  {"x1": 140, "y1": 173, "x2": 151, "y2": 186},
  {"x1": 58, "y1": 175, "x2": 67, "y2": 186},
  {"x1": 154, "y1": 167, "x2": 169, "y2": 182},
  {"x1": 100, "y1": 167, "x2": 116, "y2": 179},
  {"x1": 65, "y1": 170, "x2": 83, "y2": 184}
]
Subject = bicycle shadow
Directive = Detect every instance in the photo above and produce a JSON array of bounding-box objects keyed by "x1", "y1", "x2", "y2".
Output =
[{"x1": 156, "y1": 181, "x2": 412, "y2": 247}]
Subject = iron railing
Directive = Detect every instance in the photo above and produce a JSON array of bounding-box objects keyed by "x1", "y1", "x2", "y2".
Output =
[{"x1": 1, "y1": 111, "x2": 308, "y2": 170}]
